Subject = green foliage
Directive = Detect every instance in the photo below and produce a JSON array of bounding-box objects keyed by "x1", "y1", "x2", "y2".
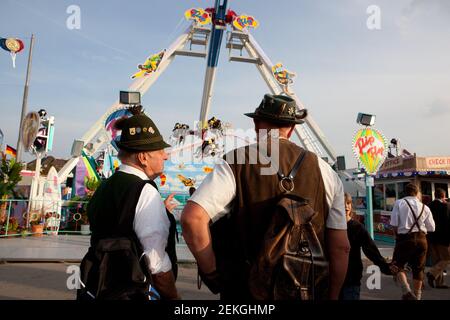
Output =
[
  {"x1": 7, "y1": 217, "x2": 18, "y2": 231},
  {"x1": 29, "y1": 220, "x2": 43, "y2": 226},
  {"x1": 64, "y1": 177, "x2": 100, "y2": 227},
  {"x1": 0, "y1": 156, "x2": 24, "y2": 198},
  {"x1": 28, "y1": 210, "x2": 44, "y2": 226},
  {"x1": 0, "y1": 217, "x2": 22, "y2": 235},
  {"x1": 84, "y1": 177, "x2": 101, "y2": 193},
  {"x1": 79, "y1": 177, "x2": 101, "y2": 225}
]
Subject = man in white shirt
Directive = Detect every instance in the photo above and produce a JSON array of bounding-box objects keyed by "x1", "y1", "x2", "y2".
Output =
[
  {"x1": 390, "y1": 183, "x2": 435, "y2": 300},
  {"x1": 181, "y1": 94, "x2": 350, "y2": 300}
]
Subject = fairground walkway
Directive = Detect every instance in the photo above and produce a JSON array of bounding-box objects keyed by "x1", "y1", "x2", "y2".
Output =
[
  {"x1": 0, "y1": 235, "x2": 449, "y2": 300},
  {"x1": 0, "y1": 234, "x2": 394, "y2": 263},
  {"x1": 0, "y1": 235, "x2": 195, "y2": 262}
]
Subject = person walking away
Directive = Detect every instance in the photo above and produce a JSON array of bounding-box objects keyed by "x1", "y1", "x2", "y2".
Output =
[
  {"x1": 340, "y1": 193, "x2": 392, "y2": 300},
  {"x1": 390, "y1": 183, "x2": 435, "y2": 300},
  {"x1": 426, "y1": 188, "x2": 450, "y2": 289}
]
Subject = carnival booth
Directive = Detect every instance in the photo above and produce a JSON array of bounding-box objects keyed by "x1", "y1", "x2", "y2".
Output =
[{"x1": 372, "y1": 154, "x2": 450, "y2": 243}]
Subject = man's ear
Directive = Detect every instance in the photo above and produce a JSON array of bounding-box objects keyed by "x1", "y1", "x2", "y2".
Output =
[{"x1": 136, "y1": 152, "x2": 146, "y2": 166}]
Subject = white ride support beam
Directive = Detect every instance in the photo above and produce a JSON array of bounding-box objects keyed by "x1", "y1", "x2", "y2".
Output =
[
  {"x1": 241, "y1": 31, "x2": 337, "y2": 163},
  {"x1": 57, "y1": 25, "x2": 194, "y2": 182},
  {"x1": 199, "y1": 67, "x2": 218, "y2": 126}
]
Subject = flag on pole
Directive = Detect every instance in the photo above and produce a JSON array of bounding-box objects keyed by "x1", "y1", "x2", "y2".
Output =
[
  {"x1": 5, "y1": 145, "x2": 17, "y2": 157},
  {"x1": 0, "y1": 37, "x2": 25, "y2": 68}
]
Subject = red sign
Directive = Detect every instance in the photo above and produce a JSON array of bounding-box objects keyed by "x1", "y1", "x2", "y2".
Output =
[{"x1": 425, "y1": 157, "x2": 450, "y2": 169}]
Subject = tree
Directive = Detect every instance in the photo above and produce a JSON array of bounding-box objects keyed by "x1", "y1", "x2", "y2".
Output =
[
  {"x1": 0, "y1": 155, "x2": 23, "y2": 197},
  {"x1": 0, "y1": 155, "x2": 24, "y2": 225}
]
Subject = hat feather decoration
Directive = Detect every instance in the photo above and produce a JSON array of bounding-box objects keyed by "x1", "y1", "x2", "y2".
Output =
[
  {"x1": 128, "y1": 105, "x2": 145, "y2": 115},
  {"x1": 113, "y1": 105, "x2": 145, "y2": 130}
]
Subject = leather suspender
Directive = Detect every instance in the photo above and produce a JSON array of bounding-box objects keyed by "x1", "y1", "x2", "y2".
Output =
[
  {"x1": 277, "y1": 149, "x2": 307, "y2": 193},
  {"x1": 404, "y1": 199, "x2": 425, "y2": 234},
  {"x1": 256, "y1": 140, "x2": 308, "y2": 193}
]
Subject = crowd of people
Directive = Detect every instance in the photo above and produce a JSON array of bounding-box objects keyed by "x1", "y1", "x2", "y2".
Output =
[{"x1": 76, "y1": 93, "x2": 449, "y2": 301}]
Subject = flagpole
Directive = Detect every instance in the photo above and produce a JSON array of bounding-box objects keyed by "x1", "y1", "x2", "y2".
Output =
[{"x1": 16, "y1": 34, "x2": 35, "y2": 163}]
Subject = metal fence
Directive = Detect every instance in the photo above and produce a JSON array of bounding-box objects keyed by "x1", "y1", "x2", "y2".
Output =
[
  {"x1": 0, "y1": 198, "x2": 90, "y2": 237},
  {"x1": 0, "y1": 196, "x2": 187, "y2": 240}
]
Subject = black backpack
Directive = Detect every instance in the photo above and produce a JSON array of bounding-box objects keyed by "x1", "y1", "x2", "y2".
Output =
[
  {"x1": 77, "y1": 177, "x2": 178, "y2": 300},
  {"x1": 77, "y1": 235, "x2": 153, "y2": 300},
  {"x1": 76, "y1": 178, "x2": 156, "y2": 301}
]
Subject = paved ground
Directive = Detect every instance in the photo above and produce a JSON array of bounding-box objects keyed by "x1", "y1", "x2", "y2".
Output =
[
  {"x1": 1, "y1": 261, "x2": 449, "y2": 300},
  {"x1": 0, "y1": 235, "x2": 449, "y2": 300},
  {"x1": 359, "y1": 264, "x2": 450, "y2": 300},
  {"x1": 0, "y1": 235, "x2": 195, "y2": 262},
  {"x1": 0, "y1": 261, "x2": 216, "y2": 300}
]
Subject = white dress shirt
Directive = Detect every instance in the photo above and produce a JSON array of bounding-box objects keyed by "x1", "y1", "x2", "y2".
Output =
[
  {"x1": 189, "y1": 149, "x2": 347, "y2": 230},
  {"x1": 390, "y1": 196, "x2": 435, "y2": 234},
  {"x1": 119, "y1": 165, "x2": 172, "y2": 274}
]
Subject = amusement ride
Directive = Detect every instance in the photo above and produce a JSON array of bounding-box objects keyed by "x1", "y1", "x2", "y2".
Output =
[{"x1": 56, "y1": 0, "x2": 338, "y2": 185}]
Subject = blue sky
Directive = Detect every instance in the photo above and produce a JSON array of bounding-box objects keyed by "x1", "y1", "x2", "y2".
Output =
[{"x1": 1, "y1": 0, "x2": 450, "y2": 168}]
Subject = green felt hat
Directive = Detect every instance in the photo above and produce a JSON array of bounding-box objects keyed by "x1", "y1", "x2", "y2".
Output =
[
  {"x1": 115, "y1": 112, "x2": 170, "y2": 152},
  {"x1": 245, "y1": 94, "x2": 307, "y2": 125}
]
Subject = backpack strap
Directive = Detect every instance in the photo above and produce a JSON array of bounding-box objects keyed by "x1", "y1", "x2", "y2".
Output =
[
  {"x1": 145, "y1": 179, "x2": 159, "y2": 191},
  {"x1": 404, "y1": 199, "x2": 425, "y2": 234},
  {"x1": 277, "y1": 149, "x2": 307, "y2": 193},
  {"x1": 110, "y1": 179, "x2": 154, "y2": 287}
]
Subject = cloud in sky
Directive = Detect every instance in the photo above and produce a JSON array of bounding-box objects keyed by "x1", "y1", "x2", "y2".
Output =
[
  {"x1": 80, "y1": 51, "x2": 109, "y2": 64},
  {"x1": 404, "y1": 0, "x2": 450, "y2": 16},
  {"x1": 424, "y1": 99, "x2": 450, "y2": 118},
  {"x1": 398, "y1": 0, "x2": 450, "y2": 31}
]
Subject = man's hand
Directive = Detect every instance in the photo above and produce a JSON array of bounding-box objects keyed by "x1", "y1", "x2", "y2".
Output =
[
  {"x1": 152, "y1": 270, "x2": 180, "y2": 300},
  {"x1": 389, "y1": 262, "x2": 400, "y2": 275},
  {"x1": 380, "y1": 262, "x2": 393, "y2": 275},
  {"x1": 164, "y1": 193, "x2": 178, "y2": 213},
  {"x1": 198, "y1": 269, "x2": 222, "y2": 294}
]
